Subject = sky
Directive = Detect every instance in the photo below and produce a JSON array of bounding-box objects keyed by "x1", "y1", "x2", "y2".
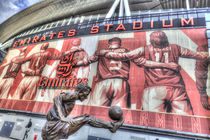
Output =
[{"x1": 0, "y1": 0, "x2": 42, "y2": 24}]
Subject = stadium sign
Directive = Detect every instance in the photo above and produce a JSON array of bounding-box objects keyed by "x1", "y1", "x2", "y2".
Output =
[{"x1": 12, "y1": 17, "x2": 203, "y2": 48}]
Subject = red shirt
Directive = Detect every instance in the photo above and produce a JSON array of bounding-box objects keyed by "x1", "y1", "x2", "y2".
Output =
[
  {"x1": 96, "y1": 48, "x2": 130, "y2": 81},
  {"x1": 144, "y1": 44, "x2": 206, "y2": 88}
]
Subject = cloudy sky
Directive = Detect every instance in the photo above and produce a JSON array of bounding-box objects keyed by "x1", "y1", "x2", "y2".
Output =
[{"x1": 0, "y1": 0, "x2": 42, "y2": 24}]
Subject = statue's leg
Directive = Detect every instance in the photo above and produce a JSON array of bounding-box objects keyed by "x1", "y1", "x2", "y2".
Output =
[
  {"x1": 66, "y1": 114, "x2": 123, "y2": 136},
  {"x1": 65, "y1": 115, "x2": 89, "y2": 135},
  {"x1": 85, "y1": 115, "x2": 124, "y2": 133},
  {"x1": 83, "y1": 115, "x2": 113, "y2": 129},
  {"x1": 66, "y1": 114, "x2": 113, "y2": 135}
]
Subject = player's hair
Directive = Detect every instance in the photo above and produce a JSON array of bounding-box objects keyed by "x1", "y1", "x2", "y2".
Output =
[
  {"x1": 150, "y1": 31, "x2": 169, "y2": 47},
  {"x1": 41, "y1": 42, "x2": 49, "y2": 50},
  {"x1": 76, "y1": 82, "x2": 91, "y2": 94},
  {"x1": 108, "y1": 37, "x2": 121, "y2": 45}
]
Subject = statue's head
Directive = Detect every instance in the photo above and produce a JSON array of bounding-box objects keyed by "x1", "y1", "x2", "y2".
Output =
[
  {"x1": 76, "y1": 83, "x2": 91, "y2": 101},
  {"x1": 108, "y1": 37, "x2": 121, "y2": 49},
  {"x1": 150, "y1": 31, "x2": 169, "y2": 48}
]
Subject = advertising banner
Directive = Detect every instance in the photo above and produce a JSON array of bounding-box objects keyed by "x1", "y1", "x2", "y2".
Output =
[{"x1": 0, "y1": 28, "x2": 209, "y2": 135}]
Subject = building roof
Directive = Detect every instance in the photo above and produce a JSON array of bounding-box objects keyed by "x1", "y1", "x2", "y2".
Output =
[{"x1": 0, "y1": 0, "x2": 209, "y2": 43}]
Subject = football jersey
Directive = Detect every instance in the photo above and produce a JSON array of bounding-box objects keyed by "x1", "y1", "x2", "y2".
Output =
[
  {"x1": 4, "y1": 62, "x2": 21, "y2": 78},
  {"x1": 24, "y1": 51, "x2": 62, "y2": 75},
  {"x1": 96, "y1": 48, "x2": 130, "y2": 81},
  {"x1": 3, "y1": 55, "x2": 26, "y2": 78},
  {"x1": 144, "y1": 44, "x2": 185, "y2": 88}
]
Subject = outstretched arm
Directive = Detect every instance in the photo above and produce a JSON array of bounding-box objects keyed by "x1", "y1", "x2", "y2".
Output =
[
  {"x1": 180, "y1": 46, "x2": 209, "y2": 60},
  {"x1": 65, "y1": 47, "x2": 84, "y2": 55},
  {"x1": 133, "y1": 57, "x2": 180, "y2": 72},
  {"x1": 75, "y1": 54, "x2": 99, "y2": 67},
  {"x1": 0, "y1": 62, "x2": 10, "y2": 69},
  {"x1": 0, "y1": 55, "x2": 31, "y2": 69},
  {"x1": 105, "y1": 47, "x2": 144, "y2": 61},
  {"x1": 48, "y1": 47, "x2": 84, "y2": 60},
  {"x1": 13, "y1": 55, "x2": 32, "y2": 63}
]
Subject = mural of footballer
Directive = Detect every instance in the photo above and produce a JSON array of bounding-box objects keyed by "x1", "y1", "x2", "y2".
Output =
[
  {"x1": 104, "y1": 31, "x2": 209, "y2": 115},
  {"x1": 195, "y1": 44, "x2": 210, "y2": 110},
  {"x1": 76, "y1": 37, "x2": 181, "y2": 108},
  {"x1": 76, "y1": 37, "x2": 131, "y2": 108},
  {"x1": 39, "y1": 38, "x2": 90, "y2": 102},
  {"x1": 0, "y1": 47, "x2": 29, "y2": 99},
  {"x1": 12, "y1": 42, "x2": 82, "y2": 100}
]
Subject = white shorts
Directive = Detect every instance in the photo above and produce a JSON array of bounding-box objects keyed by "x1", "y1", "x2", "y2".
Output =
[
  {"x1": 0, "y1": 78, "x2": 14, "y2": 99},
  {"x1": 13, "y1": 76, "x2": 40, "y2": 100},
  {"x1": 88, "y1": 78, "x2": 130, "y2": 108},
  {"x1": 142, "y1": 86, "x2": 193, "y2": 115}
]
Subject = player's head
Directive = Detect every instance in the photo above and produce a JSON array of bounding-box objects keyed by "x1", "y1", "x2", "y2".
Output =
[
  {"x1": 72, "y1": 38, "x2": 81, "y2": 47},
  {"x1": 76, "y1": 82, "x2": 91, "y2": 101},
  {"x1": 150, "y1": 31, "x2": 169, "y2": 48},
  {"x1": 41, "y1": 42, "x2": 49, "y2": 50},
  {"x1": 20, "y1": 47, "x2": 27, "y2": 54},
  {"x1": 108, "y1": 37, "x2": 121, "y2": 49}
]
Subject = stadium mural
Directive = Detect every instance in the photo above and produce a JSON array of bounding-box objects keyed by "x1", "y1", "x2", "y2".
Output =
[{"x1": 0, "y1": 28, "x2": 209, "y2": 135}]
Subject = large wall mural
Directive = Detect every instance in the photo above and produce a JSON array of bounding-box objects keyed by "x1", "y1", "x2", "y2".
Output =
[{"x1": 0, "y1": 28, "x2": 209, "y2": 134}]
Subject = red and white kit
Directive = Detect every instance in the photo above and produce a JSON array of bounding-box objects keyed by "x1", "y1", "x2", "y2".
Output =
[
  {"x1": 13, "y1": 51, "x2": 63, "y2": 100},
  {"x1": 0, "y1": 62, "x2": 21, "y2": 98},
  {"x1": 88, "y1": 48, "x2": 130, "y2": 108},
  {"x1": 106, "y1": 44, "x2": 208, "y2": 115},
  {"x1": 0, "y1": 50, "x2": 27, "y2": 99}
]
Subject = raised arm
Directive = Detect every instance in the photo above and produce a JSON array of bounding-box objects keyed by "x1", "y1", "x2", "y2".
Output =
[{"x1": 105, "y1": 47, "x2": 144, "y2": 61}]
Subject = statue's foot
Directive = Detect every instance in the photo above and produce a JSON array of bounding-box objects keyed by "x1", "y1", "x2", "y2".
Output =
[{"x1": 109, "y1": 119, "x2": 124, "y2": 133}]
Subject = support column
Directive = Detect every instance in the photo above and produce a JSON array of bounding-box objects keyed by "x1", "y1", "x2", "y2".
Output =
[
  {"x1": 186, "y1": 0, "x2": 190, "y2": 10},
  {"x1": 105, "y1": 0, "x2": 121, "y2": 19}
]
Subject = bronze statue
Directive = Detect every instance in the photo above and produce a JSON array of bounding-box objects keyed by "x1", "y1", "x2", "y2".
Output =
[{"x1": 42, "y1": 83, "x2": 124, "y2": 140}]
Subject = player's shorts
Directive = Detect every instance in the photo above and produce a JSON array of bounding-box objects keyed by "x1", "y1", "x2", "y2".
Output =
[
  {"x1": 142, "y1": 86, "x2": 193, "y2": 115},
  {"x1": 42, "y1": 116, "x2": 86, "y2": 140},
  {"x1": 88, "y1": 78, "x2": 130, "y2": 108},
  {"x1": 13, "y1": 76, "x2": 40, "y2": 100},
  {"x1": 0, "y1": 78, "x2": 14, "y2": 99}
]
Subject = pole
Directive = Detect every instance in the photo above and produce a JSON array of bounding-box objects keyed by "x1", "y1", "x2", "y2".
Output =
[
  {"x1": 124, "y1": 0, "x2": 131, "y2": 16},
  {"x1": 186, "y1": 0, "x2": 190, "y2": 10},
  {"x1": 105, "y1": 0, "x2": 121, "y2": 19},
  {"x1": 119, "y1": 0, "x2": 124, "y2": 17}
]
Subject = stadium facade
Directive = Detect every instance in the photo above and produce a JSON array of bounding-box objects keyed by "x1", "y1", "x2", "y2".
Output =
[{"x1": 0, "y1": 0, "x2": 209, "y2": 140}]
